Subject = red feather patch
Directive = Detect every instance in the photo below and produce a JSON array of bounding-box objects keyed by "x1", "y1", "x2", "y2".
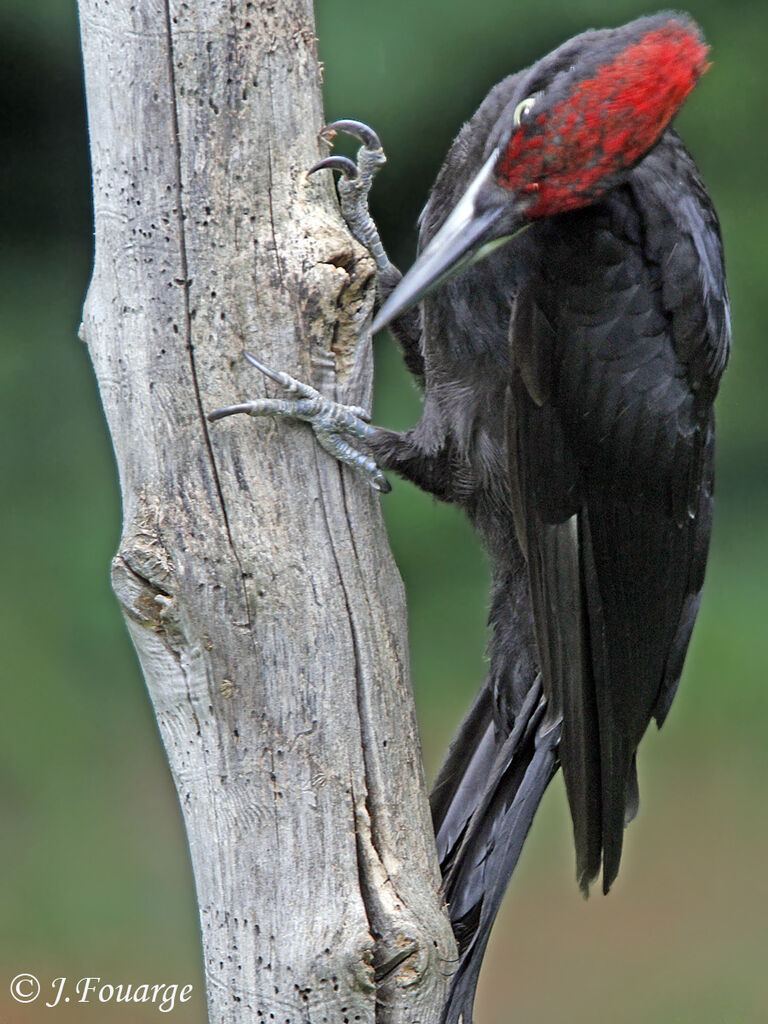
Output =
[{"x1": 497, "y1": 21, "x2": 710, "y2": 216}]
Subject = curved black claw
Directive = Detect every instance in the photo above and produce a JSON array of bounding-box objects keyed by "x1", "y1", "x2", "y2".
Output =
[
  {"x1": 308, "y1": 156, "x2": 359, "y2": 180},
  {"x1": 320, "y1": 119, "x2": 382, "y2": 152},
  {"x1": 242, "y1": 350, "x2": 285, "y2": 383}
]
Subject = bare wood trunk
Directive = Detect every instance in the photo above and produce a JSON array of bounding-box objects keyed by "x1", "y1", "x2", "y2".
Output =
[{"x1": 76, "y1": 1, "x2": 457, "y2": 1021}]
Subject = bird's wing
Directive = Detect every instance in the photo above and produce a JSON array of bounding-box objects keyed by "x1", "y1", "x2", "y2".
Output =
[{"x1": 508, "y1": 185, "x2": 728, "y2": 892}]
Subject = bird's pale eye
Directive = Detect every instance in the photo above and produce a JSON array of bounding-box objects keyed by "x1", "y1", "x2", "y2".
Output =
[{"x1": 513, "y1": 96, "x2": 537, "y2": 127}]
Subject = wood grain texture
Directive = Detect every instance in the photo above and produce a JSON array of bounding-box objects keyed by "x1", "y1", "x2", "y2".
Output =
[{"x1": 77, "y1": 1, "x2": 457, "y2": 1021}]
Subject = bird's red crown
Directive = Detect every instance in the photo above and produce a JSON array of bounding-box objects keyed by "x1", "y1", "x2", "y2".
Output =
[{"x1": 496, "y1": 19, "x2": 710, "y2": 217}]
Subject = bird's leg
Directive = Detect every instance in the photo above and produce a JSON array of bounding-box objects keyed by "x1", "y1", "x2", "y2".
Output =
[
  {"x1": 209, "y1": 125, "x2": 442, "y2": 494},
  {"x1": 208, "y1": 352, "x2": 391, "y2": 493},
  {"x1": 311, "y1": 120, "x2": 424, "y2": 383},
  {"x1": 208, "y1": 130, "x2": 394, "y2": 495}
]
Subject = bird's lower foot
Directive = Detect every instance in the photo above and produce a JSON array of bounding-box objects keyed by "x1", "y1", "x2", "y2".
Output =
[{"x1": 208, "y1": 352, "x2": 391, "y2": 493}]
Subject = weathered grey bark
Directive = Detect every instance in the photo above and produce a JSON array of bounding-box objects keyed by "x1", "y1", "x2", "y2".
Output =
[{"x1": 77, "y1": 2, "x2": 457, "y2": 1022}]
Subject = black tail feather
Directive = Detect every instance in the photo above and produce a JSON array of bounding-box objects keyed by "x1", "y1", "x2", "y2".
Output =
[
  {"x1": 431, "y1": 682, "x2": 498, "y2": 865},
  {"x1": 431, "y1": 678, "x2": 561, "y2": 1024}
]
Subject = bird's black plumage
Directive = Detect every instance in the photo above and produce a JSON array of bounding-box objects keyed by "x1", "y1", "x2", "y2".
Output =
[{"x1": 359, "y1": 13, "x2": 729, "y2": 1022}]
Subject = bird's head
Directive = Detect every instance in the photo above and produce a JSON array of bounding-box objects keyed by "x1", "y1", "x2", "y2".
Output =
[{"x1": 372, "y1": 12, "x2": 710, "y2": 333}]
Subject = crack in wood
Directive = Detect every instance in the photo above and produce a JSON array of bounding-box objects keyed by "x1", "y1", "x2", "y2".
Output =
[{"x1": 162, "y1": 0, "x2": 254, "y2": 632}]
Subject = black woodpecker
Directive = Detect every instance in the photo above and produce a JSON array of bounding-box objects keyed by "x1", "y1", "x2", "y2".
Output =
[{"x1": 210, "y1": 12, "x2": 730, "y2": 1023}]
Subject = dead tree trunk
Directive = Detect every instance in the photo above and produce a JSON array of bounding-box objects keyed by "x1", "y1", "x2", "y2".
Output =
[{"x1": 77, "y1": 2, "x2": 457, "y2": 1022}]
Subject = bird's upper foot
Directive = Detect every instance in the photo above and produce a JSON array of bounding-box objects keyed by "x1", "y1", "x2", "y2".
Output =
[
  {"x1": 208, "y1": 352, "x2": 391, "y2": 493},
  {"x1": 309, "y1": 120, "x2": 396, "y2": 284}
]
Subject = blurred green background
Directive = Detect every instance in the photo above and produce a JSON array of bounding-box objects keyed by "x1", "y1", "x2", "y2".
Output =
[{"x1": 1, "y1": 1, "x2": 766, "y2": 1021}]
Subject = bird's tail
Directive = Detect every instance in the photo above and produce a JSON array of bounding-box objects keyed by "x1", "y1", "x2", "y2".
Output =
[{"x1": 431, "y1": 676, "x2": 561, "y2": 1024}]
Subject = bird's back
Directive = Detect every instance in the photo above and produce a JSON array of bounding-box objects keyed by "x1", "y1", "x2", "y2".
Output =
[{"x1": 424, "y1": 123, "x2": 729, "y2": 890}]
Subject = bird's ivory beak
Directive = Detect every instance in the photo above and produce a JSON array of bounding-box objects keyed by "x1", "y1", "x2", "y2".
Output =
[{"x1": 371, "y1": 149, "x2": 515, "y2": 334}]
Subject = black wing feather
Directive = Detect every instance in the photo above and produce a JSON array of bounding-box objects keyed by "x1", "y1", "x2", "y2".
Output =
[{"x1": 508, "y1": 149, "x2": 728, "y2": 890}]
